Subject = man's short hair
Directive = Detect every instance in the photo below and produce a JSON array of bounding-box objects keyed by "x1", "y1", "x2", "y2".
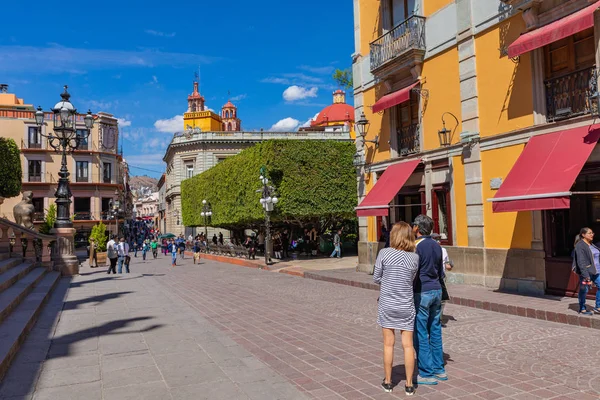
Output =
[{"x1": 413, "y1": 214, "x2": 434, "y2": 236}]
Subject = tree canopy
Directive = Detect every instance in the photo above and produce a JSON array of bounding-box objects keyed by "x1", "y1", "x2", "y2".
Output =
[
  {"x1": 181, "y1": 140, "x2": 357, "y2": 230},
  {"x1": 0, "y1": 138, "x2": 22, "y2": 199},
  {"x1": 332, "y1": 68, "x2": 353, "y2": 91}
]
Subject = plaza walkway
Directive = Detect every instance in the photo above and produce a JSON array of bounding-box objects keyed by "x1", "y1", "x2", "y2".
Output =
[{"x1": 1, "y1": 253, "x2": 599, "y2": 399}]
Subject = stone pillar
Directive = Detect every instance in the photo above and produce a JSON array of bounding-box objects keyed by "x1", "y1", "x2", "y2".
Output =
[{"x1": 51, "y1": 227, "x2": 79, "y2": 276}]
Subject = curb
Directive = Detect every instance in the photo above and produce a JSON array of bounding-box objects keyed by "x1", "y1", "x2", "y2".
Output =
[{"x1": 185, "y1": 251, "x2": 599, "y2": 330}]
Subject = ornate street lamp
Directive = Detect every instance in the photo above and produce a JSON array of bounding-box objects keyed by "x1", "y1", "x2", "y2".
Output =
[
  {"x1": 36, "y1": 86, "x2": 94, "y2": 228},
  {"x1": 258, "y1": 167, "x2": 278, "y2": 266},
  {"x1": 35, "y1": 86, "x2": 94, "y2": 276},
  {"x1": 437, "y1": 112, "x2": 459, "y2": 147},
  {"x1": 109, "y1": 189, "x2": 120, "y2": 236},
  {"x1": 355, "y1": 112, "x2": 378, "y2": 149},
  {"x1": 200, "y1": 199, "x2": 212, "y2": 239}
]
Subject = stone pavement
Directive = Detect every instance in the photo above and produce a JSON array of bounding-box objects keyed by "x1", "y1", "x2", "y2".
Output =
[
  {"x1": 2, "y1": 253, "x2": 600, "y2": 399},
  {"x1": 194, "y1": 252, "x2": 599, "y2": 330}
]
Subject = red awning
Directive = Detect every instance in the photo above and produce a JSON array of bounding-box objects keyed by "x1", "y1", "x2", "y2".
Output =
[
  {"x1": 372, "y1": 82, "x2": 419, "y2": 113},
  {"x1": 356, "y1": 159, "x2": 421, "y2": 217},
  {"x1": 507, "y1": 1, "x2": 600, "y2": 58},
  {"x1": 490, "y1": 124, "x2": 600, "y2": 213}
]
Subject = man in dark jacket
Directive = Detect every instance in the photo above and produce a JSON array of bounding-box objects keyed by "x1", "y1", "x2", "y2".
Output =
[{"x1": 412, "y1": 214, "x2": 446, "y2": 386}]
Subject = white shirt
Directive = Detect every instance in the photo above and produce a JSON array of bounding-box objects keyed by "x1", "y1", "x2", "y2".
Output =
[
  {"x1": 106, "y1": 240, "x2": 117, "y2": 257},
  {"x1": 117, "y1": 242, "x2": 129, "y2": 257},
  {"x1": 442, "y1": 247, "x2": 449, "y2": 264}
]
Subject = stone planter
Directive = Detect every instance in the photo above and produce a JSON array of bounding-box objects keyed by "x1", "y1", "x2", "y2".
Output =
[{"x1": 96, "y1": 252, "x2": 108, "y2": 265}]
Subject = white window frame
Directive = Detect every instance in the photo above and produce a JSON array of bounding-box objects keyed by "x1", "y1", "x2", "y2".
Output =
[{"x1": 72, "y1": 156, "x2": 92, "y2": 183}]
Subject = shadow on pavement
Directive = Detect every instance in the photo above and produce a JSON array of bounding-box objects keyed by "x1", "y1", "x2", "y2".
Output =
[{"x1": 62, "y1": 292, "x2": 134, "y2": 310}]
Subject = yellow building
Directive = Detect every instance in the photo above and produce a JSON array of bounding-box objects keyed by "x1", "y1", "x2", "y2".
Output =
[
  {"x1": 353, "y1": 0, "x2": 600, "y2": 296},
  {"x1": 0, "y1": 85, "x2": 129, "y2": 247},
  {"x1": 183, "y1": 81, "x2": 242, "y2": 132}
]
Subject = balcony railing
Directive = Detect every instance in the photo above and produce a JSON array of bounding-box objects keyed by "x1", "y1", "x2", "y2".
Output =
[
  {"x1": 21, "y1": 139, "x2": 44, "y2": 150},
  {"x1": 75, "y1": 175, "x2": 90, "y2": 183},
  {"x1": 28, "y1": 175, "x2": 42, "y2": 182},
  {"x1": 370, "y1": 15, "x2": 426, "y2": 72},
  {"x1": 397, "y1": 124, "x2": 420, "y2": 156},
  {"x1": 73, "y1": 211, "x2": 92, "y2": 221},
  {"x1": 545, "y1": 66, "x2": 598, "y2": 122}
]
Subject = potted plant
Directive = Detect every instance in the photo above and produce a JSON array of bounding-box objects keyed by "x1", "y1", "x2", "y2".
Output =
[
  {"x1": 38, "y1": 204, "x2": 57, "y2": 253},
  {"x1": 89, "y1": 222, "x2": 108, "y2": 265}
]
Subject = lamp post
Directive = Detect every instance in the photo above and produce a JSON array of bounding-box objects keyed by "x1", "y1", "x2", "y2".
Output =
[
  {"x1": 355, "y1": 112, "x2": 378, "y2": 149},
  {"x1": 35, "y1": 86, "x2": 94, "y2": 276},
  {"x1": 200, "y1": 200, "x2": 212, "y2": 239},
  {"x1": 258, "y1": 167, "x2": 278, "y2": 266},
  {"x1": 437, "y1": 112, "x2": 459, "y2": 147},
  {"x1": 109, "y1": 189, "x2": 120, "y2": 237}
]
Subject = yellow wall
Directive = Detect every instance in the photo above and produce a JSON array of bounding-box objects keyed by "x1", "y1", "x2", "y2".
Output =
[
  {"x1": 362, "y1": 86, "x2": 391, "y2": 163},
  {"x1": 359, "y1": 0, "x2": 381, "y2": 55},
  {"x1": 183, "y1": 111, "x2": 223, "y2": 132},
  {"x1": 476, "y1": 15, "x2": 534, "y2": 137},
  {"x1": 481, "y1": 145, "x2": 532, "y2": 249},
  {"x1": 451, "y1": 155, "x2": 468, "y2": 246},
  {"x1": 421, "y1": 47, "x2": 462, "y2": 150},
  {"x1": 365, "y1": 173, "x2": 378, "y2": 242},
  {"x1": 424, "y1": 0, "x2": 454, "y2": 17}
]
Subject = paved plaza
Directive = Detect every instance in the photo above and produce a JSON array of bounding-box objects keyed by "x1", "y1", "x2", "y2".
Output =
[{"x1": 1, "y1": 254, "x2": 599, "y2": 400}]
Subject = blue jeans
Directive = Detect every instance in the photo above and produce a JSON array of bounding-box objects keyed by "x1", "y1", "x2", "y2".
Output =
[
  {"x1": 330, "y1": 244, "x2": 341, "y2": 258},
  {"x1": 117, "y1": 256, "x2": 129, "y2": 273},
  {"x1": 171, "y1": 253, "x2": 177, "y2": 265},
  {"x1": 142, "y1": 250, "x2": 147, "y2": 260},
  {"x1": 579, "y1": 273, "x2": 600, "y2": 311},
  {"x1": 414, "y1": 289, "x2": 445, "y2": 378}
]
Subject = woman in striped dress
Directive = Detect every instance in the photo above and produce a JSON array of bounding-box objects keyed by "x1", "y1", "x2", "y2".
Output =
[{"x1": 373, "y1": 221, "x2": 419, "y2": 395}]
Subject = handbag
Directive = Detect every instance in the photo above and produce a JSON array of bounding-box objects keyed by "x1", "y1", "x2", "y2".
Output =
[{"x1": 440, "y1": 277, "x2": 450, "y2": 301}]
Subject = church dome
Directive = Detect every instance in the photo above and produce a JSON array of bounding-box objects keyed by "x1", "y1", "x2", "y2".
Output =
[
  {"x1": 223, "y1": 100, "x2": 235, "y2": 109},
  {"x1": 311, "y1": 103, "x2": 354, "y2": 126},
  {"x1": 311, "y1": 90, "x2": 353, "y2": 126}
]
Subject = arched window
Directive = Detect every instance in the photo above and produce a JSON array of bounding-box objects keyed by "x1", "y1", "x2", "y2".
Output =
[
  {"x1": 228, "y1": 122, "x2": 232, "y2": 131},
  {"x1": 225, "y1": 110, "x2": 229, "y2": 118},
  {"x1": 191, "y1": 104, "x2": 196, "y2": 112}
]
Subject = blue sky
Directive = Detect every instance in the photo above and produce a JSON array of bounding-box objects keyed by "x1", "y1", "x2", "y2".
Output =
[{"x1": 1, "y1": 0, "x2": 354, "y2": 178}]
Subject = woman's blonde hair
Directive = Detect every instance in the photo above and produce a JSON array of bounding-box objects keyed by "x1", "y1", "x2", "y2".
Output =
[{"x1": 389, "y1": 221, "x2": 415, "y2": 252}]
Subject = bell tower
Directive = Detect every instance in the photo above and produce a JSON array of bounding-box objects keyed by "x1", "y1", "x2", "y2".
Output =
[
  {"x1": 187, "y1": 81, "x2": 205, "y2": 112},
  {"x1": 221, "y1": 100, "x2": 241, "y2": 131}
]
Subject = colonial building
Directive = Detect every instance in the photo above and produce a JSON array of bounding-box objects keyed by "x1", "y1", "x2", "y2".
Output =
[
  {"x1": 352, "y1": 0, "x2": 600, "y2": 296},
  {"x1": 0, "y1": 85, "x2": 130, "y2": 245},
  {"x1": 163, "y1": 80, "x2": 353, "y2": 236},
  {"x1": 302, "y1": 90, "x2": 355, "y2": 136}
]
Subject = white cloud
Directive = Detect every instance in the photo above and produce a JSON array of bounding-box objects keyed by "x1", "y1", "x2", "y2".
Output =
[
  {"x1": 271, "y1": 117, "x2": 300, "y2": 132},
  {"x1": 84, "y1": 99, "x2": 118, "y2": 111},
  {"x1": 301, "y1": 113, "x2": 320, "y2": 128},
  {"x1": 282, "y1": 73, "x2": 323, "y2": 83},
  {"x1": 117, "y1": 117, "x2": 131, "y2": 127},
  {"x1": 230, "y1": 94, "x2": 247, "y2": 101},
  {"x1": 154, "y1": 115, "x2": 183, "y2": 133},
  {"x1": 283, "y1": 86, "x2": 318, "y2": 102},
  {"x1": 0, "y1": 44, "x2": 218, "y2": 73},
  {"x1": 144, "y1": 29, "x2": 176, "y2": 38},
  {"x1": 143, "y1": 136, "x2": 171, "y2": 152}
]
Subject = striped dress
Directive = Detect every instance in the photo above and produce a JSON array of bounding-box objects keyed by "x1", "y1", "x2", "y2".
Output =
[{"x1": 373, "y1": 248, "x2": 419, "y2": 331}]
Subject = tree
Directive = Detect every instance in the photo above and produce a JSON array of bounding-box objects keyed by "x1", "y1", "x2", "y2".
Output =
[
  {"x1": 0, "y1": 138, "x2": 22, "y2": 199},
  {"x1": 38, "y1": 203, "x2": 56, "y2": 235},
  {"x1": 181, "y1": 140, "x2": 357, "y2": 230},
  {"x1": 89, "y1": 222, "x2": 108, "y2": 252},
  {"x1": 332, "y1": 68, "x2": 353, "y2": 91}
]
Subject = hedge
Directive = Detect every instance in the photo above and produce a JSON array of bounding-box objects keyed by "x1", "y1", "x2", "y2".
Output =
[
  {"x1": 0, "y1": 138, "x2": 22, "y2": 199},
  {"x1": 181, "y1": 140, "x2": 357, "y2": 230}
]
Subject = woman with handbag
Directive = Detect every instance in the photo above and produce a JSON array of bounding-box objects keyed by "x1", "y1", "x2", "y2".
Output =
[
  {"x1": 373, "y1": 222, "x2": 418, "y2": 396},
  {"x1": 573, "y1": 227, "x2": 600, "y2": 315}
]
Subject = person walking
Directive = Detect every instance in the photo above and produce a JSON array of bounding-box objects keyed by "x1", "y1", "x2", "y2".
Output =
[
  {"x1": 373, "y1": 222, "x2": 418, "y2": 395},
  {"x1": 330, "y1": 229, "x2": 342, "y2": 258},
  {"x1": 178, "y1": 237, "x2": 186, "y2": 260},
  {"x1": 573, "y1": 227, "x2": 600, "y2": 315},
  {"x1": 117, "y1": 237, "x2": 130, "y2": 274},
  {"x1": 106, "y1": 236, "x2": 118, "y2": 274},
  {"x1": 412, "y1": 215, "x2": 446, "y2": 386},
  {"x1": 218, "y1": 232, "x2": 224, "y2": 245},
  {"x1": 282, "y1": 229, "x2": 290, "y2": 259},
  {"x1": 193, "y1": 239, "x2": 201, "y2": 264},
  {"x1": 151, "y1": 238, "x2": 158, "y2": 259},
  {"x1": 142, "y1": 240, "x2": 149, "y2": 261},
  {"x1": 169, "y1": 239, "x2": 178, "y2": 267},
  {"x1": 212, "y1": 234, "x2": 218, "y2": 246}
]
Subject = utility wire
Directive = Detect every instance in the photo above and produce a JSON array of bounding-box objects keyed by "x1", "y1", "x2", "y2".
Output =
[{"x1": 127, "y1": 164, "x2": 165, "y2": 174}]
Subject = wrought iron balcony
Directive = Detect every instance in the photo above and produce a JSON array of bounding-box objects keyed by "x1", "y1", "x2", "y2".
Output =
[
  {"x1": 370, "y1": 15, "x2": 426, "y2": 73},
  {"x1": 28, "y1": 175, "x2": 42, "y2": 183},
  {"x1": 73, "y1": 211, "x2": 92, "y2": 221},
  {"x1": 397, "y1": 124, "x2": 420, "y2": 156},
  {"x1": 545, "y1": 66, "x2": 598, "y2": 122}
]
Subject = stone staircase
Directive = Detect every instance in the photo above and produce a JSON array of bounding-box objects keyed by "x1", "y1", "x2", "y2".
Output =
[{"x1": 0, "y1": 221, "x2": 60, "y2": 381}]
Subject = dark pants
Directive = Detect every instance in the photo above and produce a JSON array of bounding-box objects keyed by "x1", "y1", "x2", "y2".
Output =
[{"x1": 107, "y1": 257, "x2": 117, "y2": 274}]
